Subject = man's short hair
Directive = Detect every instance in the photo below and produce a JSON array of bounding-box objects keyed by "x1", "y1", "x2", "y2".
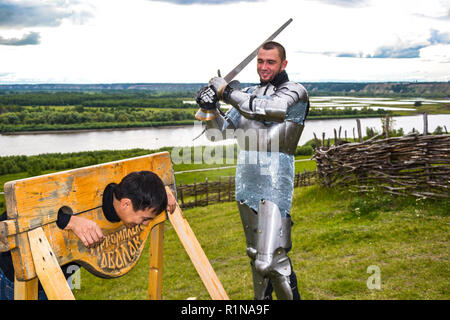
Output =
[
  {"x1": 114, "y1": 171, "x2": 168, "y2": 215},
  {"x1": 260, "y1": 41, "x2": 286, "y2": 62}
]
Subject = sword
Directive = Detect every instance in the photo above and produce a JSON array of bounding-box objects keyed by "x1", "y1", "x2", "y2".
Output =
[{"x1": 194, "y1": 18, "x2": 293, "y2": 131}]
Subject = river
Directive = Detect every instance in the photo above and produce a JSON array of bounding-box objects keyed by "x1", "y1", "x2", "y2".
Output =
[{"x1": 1, "y1": 114, "x2": 449, "y2": 156}]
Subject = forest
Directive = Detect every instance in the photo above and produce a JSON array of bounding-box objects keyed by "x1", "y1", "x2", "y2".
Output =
[
  {"x1": 0, "y1": 84, "x2": 448, "y2": 133},
  {"x1": 0, "y1": 91, "x2": 402, "y2": 133}
]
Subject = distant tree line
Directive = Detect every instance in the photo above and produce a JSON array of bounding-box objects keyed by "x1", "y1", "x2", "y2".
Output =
[
  {"x1": 0, "y1": 106, "x2": 194, "y2": 125},
  {"x1": 308, "y1": 106, "x2": 387, "y2": 117},
  {"x1": 0, "y1": 148, "x2": 167, "y2": 176},
  {"x1": 0, "y1": 105, "x2": 196, "y2": 132},
  {"x1": 0, "y1": 92, "x2": 192, "y2": 108}
]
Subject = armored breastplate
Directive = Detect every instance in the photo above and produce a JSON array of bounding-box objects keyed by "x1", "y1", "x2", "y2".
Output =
[{"x1": 234, "y1": 83, "x2": 305, "y2": 155}]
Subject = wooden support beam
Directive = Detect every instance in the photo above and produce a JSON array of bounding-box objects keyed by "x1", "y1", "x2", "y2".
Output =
[
  {"x1": 166, "y1": 187, "x2": 229, "y2": 300},
  {"x1": 14, "y1": 276, "x2": 38, "y2": 300},
  {"x1": 28, "y1": 227, "x2": 75, "y2": 300},
  {"x1": 148, "y1": 222, "x2": 165, "y2": 300}
]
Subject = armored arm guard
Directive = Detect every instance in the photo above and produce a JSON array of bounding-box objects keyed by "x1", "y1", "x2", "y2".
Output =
[
  {"x1": 204, "y1": 107, "x2": 240, "y2": 142},
  {"x1": 226, "y1": 82, "x2": 308, "y2": 122}
]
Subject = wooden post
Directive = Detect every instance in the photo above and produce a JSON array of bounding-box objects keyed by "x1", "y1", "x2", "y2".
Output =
[
  {"x1": 322, "y1": 132, "x2": 325, "y2": 148},
  {"x1": 228, "y1": 176, "x2": 232, "y2": 202},
  {"x1": 353, "y1": 127, "x2": 356, "y2": 141},
  {"x1": 423, "y1": 112, "x2": 428, "y2": 136},
  {"x1": 218, "y1": 176, "x2": 221, "y2": 203},
  {"x1": 334, "y1": 128, "x2": 337, "y2": 145},
  {"x1": 423, "y1": 112, "x2": 431, "y2": 182},
  {"x1": 205, "y1": 177, "x2": 209, "y2": 206},
  {"x1": 385, "y1": 114, "x2": 390, "y2": 138},
  {"x1": 179, "y1": 181, "x2": 184, "y2": 209},
  {"x1": 14, "y1": 276, "x2": 38, "y2": 300},
  {"x1": 356, "y1": 119, "x2": 363, "y2": 142},
  {"x1": 148, "y1": 222, "x2": 165, "y2": 300},
  {"x1": 313, "y1": 132, "x2": 319, "y2": 149},
  {"x1": 194, "y1": 179, "x2": 197, "y2": 208}
]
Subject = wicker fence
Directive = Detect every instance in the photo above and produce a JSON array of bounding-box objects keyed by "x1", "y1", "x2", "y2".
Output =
[
  {"x1": 313, "y1": 114, "x2": 450, "y2": 199},
  {"x1": 176, "y1": 170, "x2": 317, "y2": 210}
]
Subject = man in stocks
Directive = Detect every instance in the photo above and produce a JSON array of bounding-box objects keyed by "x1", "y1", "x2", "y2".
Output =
[
  {"x1": 196, "y1": 41, "x2": 309, "y2": 300},
  {"x1": 0, "y1": 170, "x2": 176, "y2": 299}
]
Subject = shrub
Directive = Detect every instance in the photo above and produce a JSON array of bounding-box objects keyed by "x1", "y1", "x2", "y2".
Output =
[{"x1": 295, "y1": 145, "x2": 314, "y2": 156}]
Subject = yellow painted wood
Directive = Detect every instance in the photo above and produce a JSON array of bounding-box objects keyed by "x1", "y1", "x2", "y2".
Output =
[
  {"x1": 28, "y1": 227, "x2": 75, "y2": 300},
  {"x1": 148, "y1": 222, "x2": 165, "y2": 300},
  {"x1": 166, "y1": 187, "x2": 229, "y2": 300},
  {"x1": 14, "y1": 275, "x2": 38, "y2": 300},
  {"x1": 3, "y1": 151, "x2": 228, "y2": 301},
  {"x1": 3, "y1": 152, "x2": 175, "y2": 281}
]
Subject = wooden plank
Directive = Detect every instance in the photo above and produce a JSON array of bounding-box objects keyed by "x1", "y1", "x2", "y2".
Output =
[
  {"x1": 28, "y1": 227, "x2": 75, "y2": 300},
  {"x1": 14, "y1": 276, "x2": 38, "y2": 300},
  {"x1": 148, "y1": 222, "x2": 165, "y2": 300},
  {"x1": 166, "y1": 187, "x2": 229, "y2": 300}
]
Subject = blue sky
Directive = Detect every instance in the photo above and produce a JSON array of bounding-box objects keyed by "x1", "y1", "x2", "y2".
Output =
[{"x1": 0, "y1": 0, "x2": 449, "y2": 83}]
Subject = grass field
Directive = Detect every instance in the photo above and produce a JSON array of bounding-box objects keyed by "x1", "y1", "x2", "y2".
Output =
[
  {"x1": 72, "y1": 184, "x2": 449, "y2": 300},
  {"x1": 1, "y1": 151, "x2": 447, "y2": 300}
]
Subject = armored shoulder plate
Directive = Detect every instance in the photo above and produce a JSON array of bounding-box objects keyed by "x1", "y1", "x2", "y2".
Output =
[{"x1": 277, "y1": 81, "x2": 308, "y2": 104}]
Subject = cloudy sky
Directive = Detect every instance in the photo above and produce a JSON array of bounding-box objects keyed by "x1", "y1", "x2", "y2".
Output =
[{"x1": 0, "y1": 0, "x2": 449, "y2": 84}]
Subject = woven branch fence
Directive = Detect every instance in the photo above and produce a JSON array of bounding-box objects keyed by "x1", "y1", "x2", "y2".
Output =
[
  {"x1": 176, "y1": 170, "x2": 317, "y2": 210},
  {"x1": 313, "y1": 113, "x2": 450, "y2": 199}
]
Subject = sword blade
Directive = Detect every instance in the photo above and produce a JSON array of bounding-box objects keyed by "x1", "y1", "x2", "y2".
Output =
[{"x1": 223, "y1": 18, "x2": 293, "y2": 83}]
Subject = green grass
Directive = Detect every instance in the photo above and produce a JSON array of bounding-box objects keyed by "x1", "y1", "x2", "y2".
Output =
[
  {"x1": 1, "y1": 150, "x2": 446, "y2": 300},
  {"x1": 72, "y1": 185, "x2": 449, "y2": 300},
  {"x1": 173, "y1": 155, "x2": 315, "y2": 185}
]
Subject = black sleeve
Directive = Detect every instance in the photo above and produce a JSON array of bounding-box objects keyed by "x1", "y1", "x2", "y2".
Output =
[{"x1": 56, "y1": 212, "x2": 72, "y2": 230}]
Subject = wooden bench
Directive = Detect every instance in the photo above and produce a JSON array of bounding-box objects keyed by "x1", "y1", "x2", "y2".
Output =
[{"x1": 0, "y1": 151, "x2": 228, "y2": 300}]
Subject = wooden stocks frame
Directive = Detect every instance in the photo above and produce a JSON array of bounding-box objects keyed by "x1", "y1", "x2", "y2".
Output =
[{"x1": 0, "y1": 152, "x2": 228, "y2": 300}]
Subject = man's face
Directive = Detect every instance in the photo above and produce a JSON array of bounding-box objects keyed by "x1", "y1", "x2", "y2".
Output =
[
  {"x1": 116, "y1": 199, "x2": 158, "y2": 228},
  {"x1": 257, "y1": 48, "x2": 287, "y2": 83}
]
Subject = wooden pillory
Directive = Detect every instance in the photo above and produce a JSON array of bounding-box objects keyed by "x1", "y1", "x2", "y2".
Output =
[{"x1": 0, "y1": 152, "x2": 229, "y2": 300}]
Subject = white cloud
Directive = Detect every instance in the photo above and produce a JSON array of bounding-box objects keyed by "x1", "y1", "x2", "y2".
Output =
[{"x1": 0, "y1": 0, "x2": 449, "y2": 83}]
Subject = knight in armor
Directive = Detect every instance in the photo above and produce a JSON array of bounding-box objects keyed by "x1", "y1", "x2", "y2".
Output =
[{"x1": 195, "y1": 41, "x2": 309, "y2": 300}]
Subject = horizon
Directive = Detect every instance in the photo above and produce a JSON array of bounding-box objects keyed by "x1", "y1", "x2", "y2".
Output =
[{"x1": 1, "y1": 80, "x2": 450, "y2": 86}]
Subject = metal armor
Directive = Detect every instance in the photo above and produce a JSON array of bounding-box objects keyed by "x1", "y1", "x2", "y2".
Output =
[
  {"x1": 204, "y1": 73, "x2": 308, "y2": 300},
  {"x1": 238, "y1": 199, "x2": 296, "y2": 300},
  {"x1": 206, "y1": 80, "x2": 309, "y2": 155}
]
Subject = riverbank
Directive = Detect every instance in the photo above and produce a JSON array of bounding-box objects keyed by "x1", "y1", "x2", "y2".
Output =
[
  {"x1": 0, "y1": 112, "x2": 425, "y2": 135},
  {"x1": 0, "y1": 122, "x2": 193, "y2": 135},
  {"x1": 2, "y1": 114, "x2": 449, "y2": 157},
  {"x1": 0, "y1": 120, "x2": 194, "y2": 134}
]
